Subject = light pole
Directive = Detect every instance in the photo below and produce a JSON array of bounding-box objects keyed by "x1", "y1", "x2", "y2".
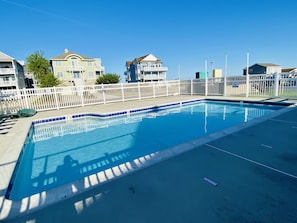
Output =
[
  {"x1": 210, "y1": 61, "x2": 214, "y2": 78},
  {"x1": 224, "y1": 55, "x2": 227, "y2": 96}
]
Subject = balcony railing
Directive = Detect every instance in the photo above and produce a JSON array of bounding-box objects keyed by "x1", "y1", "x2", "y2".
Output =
[
  {"x1": 0, "y1": 68, "x2": 15, "y2": 75},
  {"x1": 142, "y1": 67, "x2": 168, "y2": 72},
  {"x1": 94, "y1": 65, "x2": 105, "y2": 71},
  {"x1": 0, "y1": 80, "x2": 17, "y2": 87},
  {"x1": 65, "y1": 66, "x2": 85, "y2": 72},
  {"x1": 141, "y1": 74, "x2": 166, "y2": 81}
]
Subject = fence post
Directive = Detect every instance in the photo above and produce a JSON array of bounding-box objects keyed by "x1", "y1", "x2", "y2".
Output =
[
  {"x1": 121, "y1": 83, "x2": 125, "y2": 102},
  {"x1": 166, "y1": 81, "x2": 169, "y2": 96},
  {"x1": 205, "y1": 77, "x2": 208, "y2": 96},
  {"x1": 138, "y1": 82, "x2": 141, "y2": 100},
  {"x1": 53, "y1": 86, "x2": 60, "y2": 110},
  {"x1": 245, "y1": 53, "x2": 250, "y2": 98},
  {"x1": 80, "y1": 85, "x2": 84, "y2": 106},
  {"x1": 23, "y1": 89, "x2": 29, "y2": 108},
  {"x1": 102, "y1": 84, "x2": 106, "y2": 104},
  {"x1": 223, "y1": 76, "x2": 227, "y2": 96},
  {"x1": 274, "y1": 73, "x2": 280, "y2": 97},
  {"x1": 245, "y1": 74, "x2": 249, "y2": 97}
]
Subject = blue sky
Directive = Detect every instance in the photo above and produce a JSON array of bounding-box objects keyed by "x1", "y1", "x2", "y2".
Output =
[{"x1": 1, "y1": 0, "x2": 296, "y2": 81}]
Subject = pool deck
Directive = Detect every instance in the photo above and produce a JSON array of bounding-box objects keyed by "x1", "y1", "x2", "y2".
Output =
[{"x1": 1, "y1": 95, "x2": 297, "y2": 222}]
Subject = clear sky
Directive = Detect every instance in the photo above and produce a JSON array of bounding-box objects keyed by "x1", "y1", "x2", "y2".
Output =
[{"x1": 1, "y1": 0, "x2": 296, "y2": 81}]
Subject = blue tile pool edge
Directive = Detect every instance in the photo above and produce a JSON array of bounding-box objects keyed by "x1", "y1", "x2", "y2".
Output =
[
  {"x1": 32, "y1": 98, "x2": 293, "y2": 125},
  {"x1": 0, "y1": 98, "x2": 295, "y2": 220}
]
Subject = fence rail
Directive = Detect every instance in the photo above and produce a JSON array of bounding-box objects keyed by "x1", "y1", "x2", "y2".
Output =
[{"x1": 1, "y1": 74, "x2": 296, "y2": 115}]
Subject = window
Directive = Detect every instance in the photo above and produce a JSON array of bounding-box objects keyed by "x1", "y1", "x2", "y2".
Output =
[
  {"x1": 88, "y1": 71, "x2": 93, "y2": 77},
  {"x1": 57, "y1": 72, "x2": 63, "y2": 78},
  {"x1": 71, "y1": 58, "x2": 78, "y2": 68},
  {"x1": 88, "y1": 61, "x2": 92, "y2": 66},
  {"x1": 56, "y1": 61, "x2": 61, "y2": 67}
]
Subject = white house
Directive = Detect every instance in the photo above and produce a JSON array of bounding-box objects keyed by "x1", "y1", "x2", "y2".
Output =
[
  {"x1": 243, "y1": 63, "x2": 282, "y2": 75},
  {"x1": 0, "y1": 51, "x2": 26, "y2": 90},
  {"x1": 125, "y1": 53, "x2": 168, "y2": 82}
]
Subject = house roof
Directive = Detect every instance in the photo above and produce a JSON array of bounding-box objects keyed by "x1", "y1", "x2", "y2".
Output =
[
  {"x1": 256, "y1": 63, "x2": 280, "y2": 67},
  {"x1": 134, "y1": 54, "x2": 151, "y2": 62},
  {"x1": 243, "y1": 63, "x2": 281, "y2": 70},
  {"x1": 282, "y1": 68, "x2": 297, "y2": 72},
  {"x1": 126, "y1": 53, "x2": 161, "y2": 64},
  {"x1": 0, "y1": 51, "x2": 15, "y2": 61},
  {"x1": 51, "y1": 49, "x2": 92, "y2": 60}
]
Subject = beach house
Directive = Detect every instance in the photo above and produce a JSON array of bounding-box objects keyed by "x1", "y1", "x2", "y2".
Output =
[
  {"x1": 243, "y1": 63, "x2": 282, "y2": 75},
  {"x1": 125, "y1": 53, "x2": 168, "y2": 82},
  {"x1": 0, "y1": 51, "x2": 26, "y2": 91},
  {"x1": 50, "y1": 49, "x2": 105, "y2": 86}
]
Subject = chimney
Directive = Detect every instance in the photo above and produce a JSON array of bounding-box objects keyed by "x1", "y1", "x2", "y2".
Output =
[{"x1": 64, "y1": 48, "x2": 69, "y2": 53}]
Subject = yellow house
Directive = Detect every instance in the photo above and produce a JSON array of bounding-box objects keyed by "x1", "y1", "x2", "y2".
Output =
[
  {"x1": 50, "y1": 49, "x2": 105, "y2": 86},
  {"x1": 212, "y1": 69, "x2": 222, "y2": 78}
]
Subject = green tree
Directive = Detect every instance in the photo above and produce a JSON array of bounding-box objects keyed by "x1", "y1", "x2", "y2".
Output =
[
  {"x1": 26, "y1": 50, "x2": 60, "y2": 87},
  {"x1": 39, "y1": 73, "x2": 60, "y2": 88},
  {"x1": 96, "y1": 73, "x2": 121, "y2": 84}
]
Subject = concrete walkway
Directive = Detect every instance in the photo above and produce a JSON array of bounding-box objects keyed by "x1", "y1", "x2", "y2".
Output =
[{"x1": 1, "y1": 95, "x2": 296, "y2": 222}]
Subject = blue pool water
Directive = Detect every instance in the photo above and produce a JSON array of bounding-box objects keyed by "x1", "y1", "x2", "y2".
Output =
[{"x1": 8, "y1": 101, "x2": 282, "y2": 200}]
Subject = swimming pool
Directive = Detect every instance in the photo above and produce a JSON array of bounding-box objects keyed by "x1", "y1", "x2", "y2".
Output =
[{"x1": 6, "y1": 100, "x2": 285, "y2": 202}]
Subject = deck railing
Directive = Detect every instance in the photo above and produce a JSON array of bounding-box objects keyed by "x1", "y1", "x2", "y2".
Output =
[{"x1": 1, "y1": 74, "x2": 296, "y2": 115}]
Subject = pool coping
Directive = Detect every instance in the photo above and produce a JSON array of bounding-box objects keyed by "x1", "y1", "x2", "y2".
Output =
[{"x1": 0, "y1": 98, "x2": 296, "y2": 220}]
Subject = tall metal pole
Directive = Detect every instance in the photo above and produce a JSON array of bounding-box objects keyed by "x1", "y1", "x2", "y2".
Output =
[
  {"x1": 245, "y1": 52, "x2": 250, "y2": 98},
  {"x1": 205, "y1": 60, "x2": 208, "y2": 96},
  {"x1": 224, "y1": 55, "x2": 227, "y2": 96}
]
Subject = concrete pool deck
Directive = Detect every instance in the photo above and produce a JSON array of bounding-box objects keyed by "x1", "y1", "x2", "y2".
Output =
[{"x1": 1, "y1": 95, "x2": 297, "y2": 222}]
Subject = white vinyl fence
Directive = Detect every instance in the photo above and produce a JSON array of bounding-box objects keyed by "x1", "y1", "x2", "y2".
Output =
[
  {"x1": 1, "y1": 74, "x2": 297, "y2": 115},
  {"x1": 0, "y1": 81, "x2": 180, "y2": 115}
]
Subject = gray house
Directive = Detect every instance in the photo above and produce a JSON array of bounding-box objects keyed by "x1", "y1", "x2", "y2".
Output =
[
  {"x1": 125, "y1": 53, "x2": 168, "y2": 82},
  {"x1": 243, "y1": 63, "x2": 281, "y2": 75},
  {"x1": 0, "y1": 51, "x2": 26, "y2": 90}
]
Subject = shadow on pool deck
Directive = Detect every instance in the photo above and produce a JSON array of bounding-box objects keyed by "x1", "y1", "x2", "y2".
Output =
[
  {"x1": 3, "y1": 101, "x2": 297, "y2": 223},
  {"x1": 0, "y1": 118, "x2": 17, "y2": 135}
]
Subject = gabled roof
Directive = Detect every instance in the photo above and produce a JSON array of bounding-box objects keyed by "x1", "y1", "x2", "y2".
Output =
[
  {"x1": 256, "y1": 63, "x2": 280, "y2": 67},
  {"x1": 51, "y1": 49, "x2": 92, "y2": 60},
  {"x1": 126, "y1": 53, "x2": 161, "y2": 64},
  {"x1": 243, "y1": 63, "x2": 281, "y2": 70},
  {"x1": 0, "y1": 51, "x2": 15, "y2": 61},
  {"x1": 135, "y1": 54, "x2": 150, "y2": 62},
  {"x1": 282, "y1": 68, "x2": 297, "y2": 72}
]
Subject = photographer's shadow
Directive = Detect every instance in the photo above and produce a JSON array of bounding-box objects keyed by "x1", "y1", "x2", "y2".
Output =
[{"x1": 56, "y1": 155, "x2": 81, "y2": 186}]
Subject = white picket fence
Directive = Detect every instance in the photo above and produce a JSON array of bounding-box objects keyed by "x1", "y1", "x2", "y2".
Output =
[{"x1": 1, "y1": 74, "x2": 296, "y2": 115}]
